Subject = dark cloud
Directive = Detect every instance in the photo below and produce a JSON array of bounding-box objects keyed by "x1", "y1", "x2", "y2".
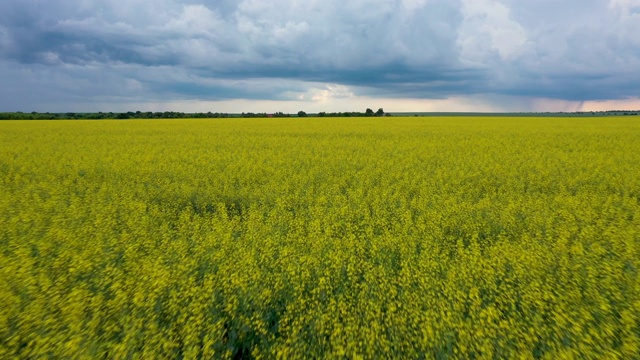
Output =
[{"x1": 1, "y1": 0, "x2": 639, "y2": 111}]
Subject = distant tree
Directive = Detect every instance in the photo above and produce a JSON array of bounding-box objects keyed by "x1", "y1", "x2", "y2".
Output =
[
  {"x1": 297, "y1": 111, "x2": 307, "y2": 117},
  {"x1": 365, "y1": 108, "x2": 374, "y2": 116},
  {"x1": 375, "y1": 108, "x2": 385, "y2": 116}
]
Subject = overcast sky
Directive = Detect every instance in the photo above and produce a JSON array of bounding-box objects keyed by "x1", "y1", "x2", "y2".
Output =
[{"x1": 1, "y1": 0, "x2": 639, "y2": 113}]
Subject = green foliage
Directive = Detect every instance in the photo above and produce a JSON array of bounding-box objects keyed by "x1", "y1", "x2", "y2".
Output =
[
  {"x1": 1, "y1": 117, "x2": 640, "y2": 358},
  {"x1": 0, "y1": 111, "x2": 232, "y2": 120}
]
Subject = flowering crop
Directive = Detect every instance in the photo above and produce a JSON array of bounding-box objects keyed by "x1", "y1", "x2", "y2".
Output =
[{"x1": 1, "y1": 117, "x2": 639, "y2": 358}]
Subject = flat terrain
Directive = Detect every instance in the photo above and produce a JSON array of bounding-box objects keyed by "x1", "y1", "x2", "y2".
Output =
[{"x1": 1, "y1": 117, "x2": 639, "y2": 358}]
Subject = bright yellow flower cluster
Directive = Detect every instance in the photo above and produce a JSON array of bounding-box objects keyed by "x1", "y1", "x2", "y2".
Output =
[{"x1": 1, "y1": 117, "x2": 639, "y2": 358}]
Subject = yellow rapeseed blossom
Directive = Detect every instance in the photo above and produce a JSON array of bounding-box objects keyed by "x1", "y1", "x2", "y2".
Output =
[{"x1": 1, "y1": 116, "x2": 639, "y2": 358}]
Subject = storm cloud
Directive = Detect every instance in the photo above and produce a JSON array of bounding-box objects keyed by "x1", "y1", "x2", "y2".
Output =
[{"x1": 1, "y1": 0, "x2": 639, "y2": 112}]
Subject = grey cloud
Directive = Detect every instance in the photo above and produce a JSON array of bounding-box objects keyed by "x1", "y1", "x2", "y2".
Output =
[
  {"x1": 1, "y1": 0, "x2": 640, "y2": 110},
  {"x1": 1, "y1": 1, "x2": 464, "y2": 67}
]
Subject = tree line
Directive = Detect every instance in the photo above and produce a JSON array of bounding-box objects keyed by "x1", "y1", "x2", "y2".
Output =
[
  {"x1": 298, "y1": 108, "x2": 388, "y2": 117},
  {"x1": 0, "y1": 111, "x2": 233, "y2": 120},
  {"x1": 0, "y1": 108, "x2": 390, "y2": 120}
]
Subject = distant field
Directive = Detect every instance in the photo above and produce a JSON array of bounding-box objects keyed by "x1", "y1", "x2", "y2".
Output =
[
  {"x1": 389, "y1": 111, "x2": 640, "y2": 117},
  {"x1": 1, "y1": 117, "x2": 639, "y2": 358}
]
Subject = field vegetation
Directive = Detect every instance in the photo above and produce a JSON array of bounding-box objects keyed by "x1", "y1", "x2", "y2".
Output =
[{"x1": 1, "y1": 117, "x2": 639, "y2": 358}]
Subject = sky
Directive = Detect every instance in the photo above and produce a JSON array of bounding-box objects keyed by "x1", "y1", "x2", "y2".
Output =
[{"x1": 1, "y1": 0, "x2": 639, "y2": 113}]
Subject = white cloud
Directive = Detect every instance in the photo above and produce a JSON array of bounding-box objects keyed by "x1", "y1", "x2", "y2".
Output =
[
  {"x1": 458, "y1": 0, "x2": 527, "y2": 62},
  {"x1": 0, "y1": 26, "x2": 12, "y2": 50},
  {"x1": 290, "y1": 84, "x2": 356, "y2": 102},
  {"x1": 402, "y1": 0, "x2": 429, "y2": 11},
  {"x1": 125, "y1": 78, "x2": 144, "y2": 91},
  {"x1": 609, "y1": 0, "x2": 640, "y2": 11},
  {"x1": 164, "y1": 4, "x2": 225, "y2": 36}
]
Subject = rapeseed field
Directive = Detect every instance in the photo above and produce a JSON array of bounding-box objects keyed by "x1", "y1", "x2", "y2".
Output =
[{"x1": 1, "y1": 117, "x2": 639, "y2": 358}]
